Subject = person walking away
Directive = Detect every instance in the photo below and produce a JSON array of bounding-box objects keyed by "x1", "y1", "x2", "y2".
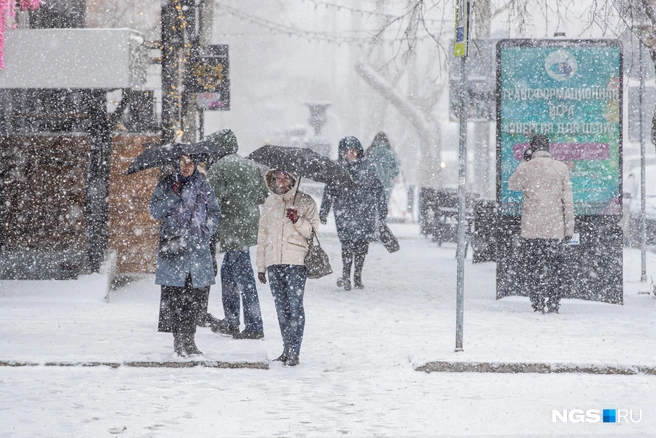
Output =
[
  {"x1": 257, "y1": 169, "x2": 320, "y2": 366},
  {"x1": 366, "y1": 132, "x2": 400, "y2": 200},
  {"x1": 206, "y1": 129, "x2": 269, "y2": 339},
  {"x1": 320, "y1": 136, "x2": 387, "y2": 290},
  {"x1": 508, "y1": 134, "x2": 574, "y2": 313},
  {"x1": 150, "y1": 154, "x2": 220, "y2": 356}
]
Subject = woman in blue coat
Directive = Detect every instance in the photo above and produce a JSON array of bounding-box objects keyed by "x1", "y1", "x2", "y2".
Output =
[
  {"x1": 150, "y1": 155, "x2": 221, "y2": 357},
  {"x1": 320, "y1": 136, "x2": 387, "y2": 290}
]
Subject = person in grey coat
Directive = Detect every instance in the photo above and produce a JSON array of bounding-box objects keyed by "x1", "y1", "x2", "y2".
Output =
[
  {"x1": 150, "y1": 154, "x2": 221, "y2": 357},
  {"x1": 320, "y1": 136, "x2": 387, "y2": 290},
  {"x1": 508, "y1": 134, "x2": 574, "y2": 314}
]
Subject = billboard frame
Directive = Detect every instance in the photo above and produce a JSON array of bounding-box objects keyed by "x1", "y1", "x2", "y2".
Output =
[
  {"x1": 494, "y1": 38, "x2": 624, "y2": 305},
  {"x1": 495, "y1": 38, "x2": 624, "y2": 218}
]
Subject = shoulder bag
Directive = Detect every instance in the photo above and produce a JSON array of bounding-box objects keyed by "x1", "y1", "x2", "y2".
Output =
[{"x1": 304, "y1": 228, "x2": 332, "y2": 279}]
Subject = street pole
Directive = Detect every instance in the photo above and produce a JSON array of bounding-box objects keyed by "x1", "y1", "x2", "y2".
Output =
[
  {"x1": 454, "y1": 0, "x2": 469, "y2": 352},
  {"x1": 181, "y1": 0, "x2": 198, "y2": 143},
  {"x1": 161, "y1": 0, "x2": 184, "y2": 145},
  {"x1": 639, "y1": 42, "x2": 647, "y2": 282},
  {"x1": 455, "y1": 54, "x2": 468, "y2": 352},
  {"x1": 473, "y1": 0, "x2": 491, "y2": 199}
]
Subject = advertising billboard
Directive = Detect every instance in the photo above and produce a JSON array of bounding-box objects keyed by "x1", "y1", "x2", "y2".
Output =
[
  {"x1": 184, "y1": 45, "x2": 230, "y2": 111},
  {"x1": 496, "y1": 39, "x2": 623, "y2": 216}
]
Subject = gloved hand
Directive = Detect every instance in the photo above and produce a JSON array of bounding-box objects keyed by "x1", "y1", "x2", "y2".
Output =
[
  {"x1": 258, "y1": 272, "x2": 267, "y2": 284},
  {"x1": 286, "y1": 208, "x2": 299, "y2": 224},
  {"x1": 320, "y1": 217, "x2": 327, "y2": 225}
]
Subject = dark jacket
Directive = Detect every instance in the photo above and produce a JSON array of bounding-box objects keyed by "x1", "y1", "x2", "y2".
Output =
[
  {"x1": 150, "y1": 173, "x2": 221, "y2": 288},
  {"x1": 319, "y1": 136, "x2": 387, "y2": 242},
  {"x1": 206, "y1": 129, "x2": 268, "y2": 252}
]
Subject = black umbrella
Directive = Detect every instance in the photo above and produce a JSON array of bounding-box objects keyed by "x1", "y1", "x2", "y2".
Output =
[
  {"x1": 247, "y1": 145, "x2": 353, "y2": 187},
  {"x1": 124, "y1": 141, "x2": 229, "y2": 175}
]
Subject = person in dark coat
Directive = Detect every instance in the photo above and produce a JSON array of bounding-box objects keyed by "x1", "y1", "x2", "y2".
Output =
[
  {"x1": 150, "y1": 154, "x2": 221, "y2": 357},
  {"x1": 206, "y1": 129, "x2": 269, "y2": 339},
  {"x1": 319, "y1": 136, "x2": 387, "y2": 290}
]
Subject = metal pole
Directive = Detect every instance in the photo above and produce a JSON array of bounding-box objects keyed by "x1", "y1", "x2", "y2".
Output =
[
  {"x1": 455, "y1": 53, "x2": 468, "y2": 352},
  {"x1": 161, "y1": 0, "x2": 183, "y2": 145},
  {"x1": 640, "y1": 42, "x2": 647, "y2": 282},
  {"x1": 199, "y1": 109, "x2": 204, "y2": 139}
]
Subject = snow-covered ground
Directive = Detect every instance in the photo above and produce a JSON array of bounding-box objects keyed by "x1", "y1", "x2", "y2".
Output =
[{"x1": 1, "y1": 223, "x2": 656, "y2": 437}]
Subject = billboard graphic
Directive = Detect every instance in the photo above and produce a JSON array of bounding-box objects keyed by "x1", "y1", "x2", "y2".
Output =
[{"x1": 496, "y1": 39, "x2": 623, "y2": 216}]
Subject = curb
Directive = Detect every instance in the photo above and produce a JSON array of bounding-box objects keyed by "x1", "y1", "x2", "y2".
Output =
[
  {"x1": 416, "y1": 361, "x2": 656, "y2": 375},
  {"x1": 0, "y1": 360, "x2": 269, "y2": 370}
]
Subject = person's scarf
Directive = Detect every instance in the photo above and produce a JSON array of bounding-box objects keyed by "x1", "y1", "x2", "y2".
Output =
[{"x1": 172, "y1": 160, "x2": 209, "y2": 239}]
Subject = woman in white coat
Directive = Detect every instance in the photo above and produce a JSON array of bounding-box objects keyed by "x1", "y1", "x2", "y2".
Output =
[{"x1": 256, "y1": 169, "x2": 320, "y2": 366}]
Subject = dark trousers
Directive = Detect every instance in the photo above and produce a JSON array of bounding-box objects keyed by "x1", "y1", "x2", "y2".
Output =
[
  {"x1": 221, "y1": 249, "x2": 264, "y2": 332},
  {"x1": 158, "y1": 275, "x2": 208, "y2": 334},
  {"x1": 268, "y1": 265, "x2": 307, "y2": 357},
  {"x1": 523, "y1": 238, "x2": 564, "y2": 311},
  {"x1": 341, "y1": 240, "x2": 369, "y2": 281}
]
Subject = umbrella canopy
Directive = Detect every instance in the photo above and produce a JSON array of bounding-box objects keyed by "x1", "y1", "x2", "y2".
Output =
[
  {"x1": 124, "y1": 141, "x2": 229, "y2": 175},
  {"x1": 247, "y1": 145, "x2": 354, "y2": 187}
]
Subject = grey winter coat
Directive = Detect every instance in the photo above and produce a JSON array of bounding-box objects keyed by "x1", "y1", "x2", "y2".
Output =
[
  {"x1": 320, "y1": 138, "x2": 387, "y2": 243},
  {"x1": 150, "y1": 175, "x2": 221, "y2": 288}
]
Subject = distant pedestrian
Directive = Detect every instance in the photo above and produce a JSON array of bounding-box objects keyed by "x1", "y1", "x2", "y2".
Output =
[
  {"x1": 257, "y1": 169, "x2": 320, "y2": 366},
  {"x1": 366, "y1": 132, "x2": 400, "y2": 195},
  {"x1": 206, "y1": 129, "x2": 269, "y2": 340},
  {"x1": 150, "y1": 154, "x2": 221, "y2": 357},
  {"x1": 320, "y1": 136, "x2": 387, "y2": 290},
  {"x1": 508, "y1": 134, "x2": 574, "y2": 313}
]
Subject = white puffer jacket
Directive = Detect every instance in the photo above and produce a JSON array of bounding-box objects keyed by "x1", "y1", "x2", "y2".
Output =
[{"x1": 256, "y1": 170, "x2": 320, "y2": 273}]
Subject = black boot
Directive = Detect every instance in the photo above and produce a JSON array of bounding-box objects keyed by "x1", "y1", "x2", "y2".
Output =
[
  {"x1": 173, "y1": 332, "x2": 187, "y2": 357},
  {"x1": 340, "y1": 246, "x2": 353, "y2": 290},
  {"x1": 284, "y1": 355, "x2": 300, "y2": 367},
  {"x1": 183, "y1": 333, "x2": 203, "y2": 356},
  {"x1": 211, "y1": 319, "x2": 239, "y2": 336},
  {"x1": 273, "y1": 345, "x2": 289, "y2": 362},
  {"x1": 353, "y1": 252, "x2": 366, "y2": 289},
  {"x1": 337, "y1": 277, "x2": 351, "y2": 291}
]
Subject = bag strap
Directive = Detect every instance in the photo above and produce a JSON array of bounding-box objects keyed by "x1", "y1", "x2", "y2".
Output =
[{"x1": 309, "y1": 227, "x2": 322, "y2": 247}]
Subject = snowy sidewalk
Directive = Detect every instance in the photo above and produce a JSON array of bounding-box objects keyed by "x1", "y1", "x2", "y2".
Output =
[
  {"x1": 2, "y1": 226, "x2": 656, "y2": 436},
  {"x1": 1, "y1": 223, "x2": 655, "y2": 370}
]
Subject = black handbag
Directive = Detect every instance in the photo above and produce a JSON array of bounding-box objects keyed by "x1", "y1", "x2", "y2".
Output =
[
  {"x1": 379, "y1": 222, "x2": 400, "y2": 253},
  {"x1": 304, "y1": 228, "x2": 332, "y2": 279},
  {"x1": 159, "y1": 229, "x2": 190, "y2": 258}
]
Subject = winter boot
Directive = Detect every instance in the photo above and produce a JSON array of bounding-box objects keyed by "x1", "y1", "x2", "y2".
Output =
[
  {"x1": 173, "y1": 332, "x2": 187, "y2": 357},
  {"x1": 211, "y1": 319, "x2": 239, "y2": 336},
  {"x1": 340, "y1": 248, "x2": 353, "y2": 291},
  {"x1": 353, "y1": 252, "x2": 366, "y2": 289},
  {"x1": 284, "y1": 355, "x2": 300, "y2": 367},
  {"x1": 183, "y1": 333, "x2": 203, "y2": 356},
  {"x1": 273, "y1": 349, "x2": 288, "y2": 362},
  {"x1": 336, "y1": 277, "x2": 351, "y2": 291}
]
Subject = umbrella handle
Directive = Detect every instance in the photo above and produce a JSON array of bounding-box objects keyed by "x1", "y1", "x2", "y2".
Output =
[{"x1": 292, "y1": 176, "x2": 301, "y2": 205}]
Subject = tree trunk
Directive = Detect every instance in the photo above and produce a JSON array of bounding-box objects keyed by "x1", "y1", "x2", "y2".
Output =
[{"x1": 355, "y1": 62, "x2": 442, "y2": 188}]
